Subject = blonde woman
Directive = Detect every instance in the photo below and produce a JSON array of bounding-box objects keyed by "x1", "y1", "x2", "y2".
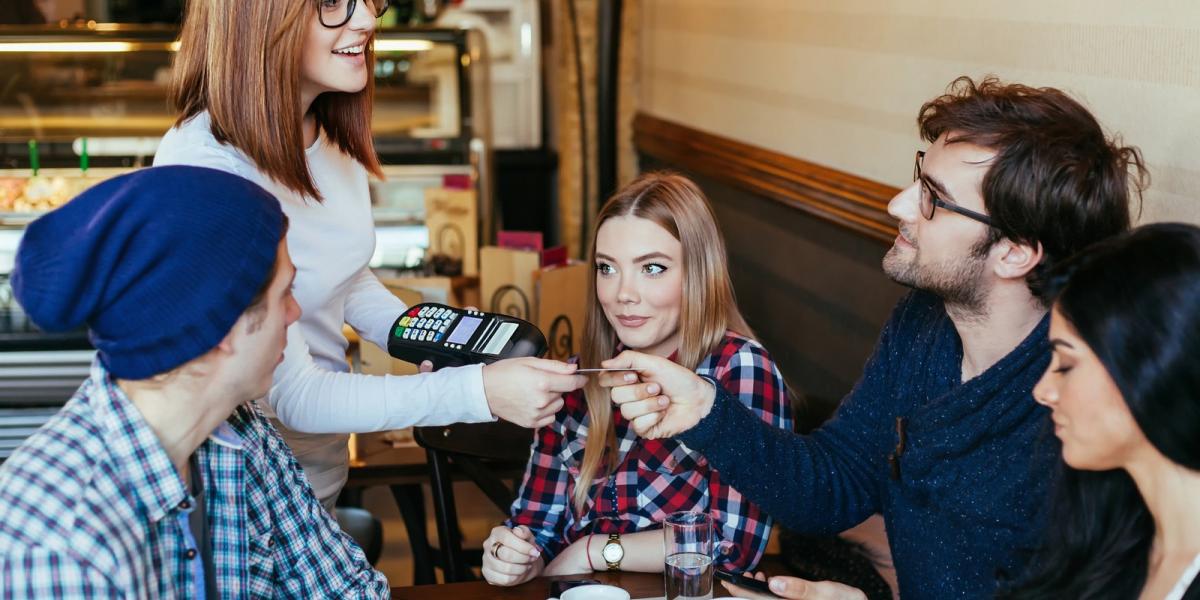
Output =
[
  {"x1": 154, "y1": 0, "x2": 585, "y2": 509},
  {"x1": 481, "y1": 172, "x2": 792, "y2": 585}
]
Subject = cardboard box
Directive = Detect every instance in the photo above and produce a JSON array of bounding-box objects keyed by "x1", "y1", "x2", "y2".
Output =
[
  {"x1": 480, "y1": 246, "x2": 590, "y2": 360},
  {"x1": 535, "y1": 261, "x2": 590, "y2": 361},
  {"x1": 424, "y1": 188, "x2": 478, "y2": 276},
  {"x1": 480, "y1": 246, "x2": 541, "y2": 321}
]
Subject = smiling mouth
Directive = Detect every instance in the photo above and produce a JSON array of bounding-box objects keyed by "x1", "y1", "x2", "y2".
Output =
[{"x1": 332, "y1": 44, "x2": 365, "y2": 56}]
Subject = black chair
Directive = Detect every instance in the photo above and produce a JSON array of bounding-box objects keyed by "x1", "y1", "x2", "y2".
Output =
[
  {"x1": 413, "y1": 420, "x2": 534, "y2": 583},
  {"x1": 338, "y1": 453, "x2": 443, "y2": 585},
  {"x1": 334, "y1": 506, "x2": 384, "y2": 566}
]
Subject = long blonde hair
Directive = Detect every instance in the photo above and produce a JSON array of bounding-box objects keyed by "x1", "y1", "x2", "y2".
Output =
[
  {"x1": 171, "y1": 0, "x2": 384, "y2": 201},
  {"x1": 573, "y1": 172, "x2": 754, "y2": 512}
]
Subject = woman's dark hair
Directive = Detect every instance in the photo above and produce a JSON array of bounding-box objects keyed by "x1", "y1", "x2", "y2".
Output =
[
  {"x1": 1000, "y1": 222, "x2": 1200, "y2": 599},
  {"x1": 918, "y1": 76, "x2": 1149, "y2": 302}
]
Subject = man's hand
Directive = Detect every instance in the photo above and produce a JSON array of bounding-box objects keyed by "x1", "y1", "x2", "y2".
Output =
[
  {"x1": 481, "y1": 525, "x2": 544, "y2": 586},
  {"x1": 541, "y1": 535, "x2": 596, "y2": 577},
  {"x1": 597, "y1": 350, "x2": 716, "y2": 439},
  {"x1": 722, "y1": 572, "x2": 868, "y2": 600},
  {"x1": 482, "y1": 358, "x2": 586, "y2": 429}
]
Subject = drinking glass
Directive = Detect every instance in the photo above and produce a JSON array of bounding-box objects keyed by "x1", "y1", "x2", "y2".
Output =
[{"x1": 663, "y1": 511, "x2": 714, "y2": 600}]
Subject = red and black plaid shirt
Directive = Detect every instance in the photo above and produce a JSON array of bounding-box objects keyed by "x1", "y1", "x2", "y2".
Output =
[{"x1": 506, "y1": 332, "x2": 791, "y2": 571}]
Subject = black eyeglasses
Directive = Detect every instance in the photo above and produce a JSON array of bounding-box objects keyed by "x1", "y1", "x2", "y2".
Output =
[
  {"x1": 317, "y1": 0, "x2": 390, "y2": 29},
  {"x1": 913, "y1": 150, "x2": 995, "y2": 227}
]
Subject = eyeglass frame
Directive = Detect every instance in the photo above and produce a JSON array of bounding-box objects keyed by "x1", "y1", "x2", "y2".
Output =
[
  {"x1": 317, "y1": 0, "x2": 390, "y2": 29},
  {"x1": 912, "y1": 150, "x2": 996, "y2": 228}
]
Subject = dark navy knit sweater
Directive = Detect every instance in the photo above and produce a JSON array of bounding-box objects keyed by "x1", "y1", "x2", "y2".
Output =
[{"x1": 679, "y1": 291, "x2": 1059, "y2": 599}]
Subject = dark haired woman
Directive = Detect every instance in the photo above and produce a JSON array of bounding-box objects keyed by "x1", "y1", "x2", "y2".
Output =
[
  {"x1": 153, "y1": 0, "x2": 585, "y2": 509},
  {"x1": 1004, "y1": 222, "x2": 1200, "y2": 599}
]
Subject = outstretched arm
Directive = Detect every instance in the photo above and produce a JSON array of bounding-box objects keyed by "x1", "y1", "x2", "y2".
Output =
[{"x1": 603, "y1": 338, "x2": 896, "y2": 535}]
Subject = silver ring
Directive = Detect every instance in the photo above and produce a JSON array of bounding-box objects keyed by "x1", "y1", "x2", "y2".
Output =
[{"x1": 491, "y1": 541, "x2": 503, "y2": 559}]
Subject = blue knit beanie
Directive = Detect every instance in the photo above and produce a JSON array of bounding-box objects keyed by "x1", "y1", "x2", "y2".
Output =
[{"x1": 12, "y1": 166, "x2": 284, "y2": 379}]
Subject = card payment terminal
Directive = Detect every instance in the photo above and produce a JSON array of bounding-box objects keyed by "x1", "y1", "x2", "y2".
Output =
[{"x1": 387, "y1": 302, "x2": 548, "y2": 369}]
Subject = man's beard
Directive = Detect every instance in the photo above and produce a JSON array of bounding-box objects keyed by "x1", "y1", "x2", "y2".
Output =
[{"x1": 883, "y1": 229, "x2": 992, "y2": 314}]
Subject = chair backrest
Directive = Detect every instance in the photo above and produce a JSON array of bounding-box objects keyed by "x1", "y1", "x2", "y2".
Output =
[
  {"x1": 333, "y1": 506, "x2": 384, "y2": 566},
  {"x1": 413, "y1": 421, "x2": 533, "y2": 463},
  {"x1": 413, "y1": 420, "x2": 534, "y2": 583}
]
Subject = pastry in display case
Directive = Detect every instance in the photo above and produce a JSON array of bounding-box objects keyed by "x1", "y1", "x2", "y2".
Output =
[
  {"x1": 0, "y1": 174, "x2": 75, "y2": 213},
  {"x1": 0, "y1": 25, "x2": 177, "y2": 222},
  {"x1": 0, "y1": 167, "x2": 130, "y2": 214}
]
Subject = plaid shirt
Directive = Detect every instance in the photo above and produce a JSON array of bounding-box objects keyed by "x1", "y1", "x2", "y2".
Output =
[
  {"x1": 0, "y1": 361, "x2": 389, "y2": 599},
  {"x1": 506, "y1": 332, "x2": 791, "y2": 571}
]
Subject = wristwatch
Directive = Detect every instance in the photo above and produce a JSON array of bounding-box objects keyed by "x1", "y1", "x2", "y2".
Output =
[{"x1": 600, "y1": 532, "x2": 624, "y2": 571}]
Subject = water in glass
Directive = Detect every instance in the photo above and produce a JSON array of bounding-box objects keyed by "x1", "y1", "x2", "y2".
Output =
[
  {"x1": 665, "y1": 551, "x2": 713, "y2": 600},
  {"x1": 664, "y1": 512, "x2": 714, "y2": 600}
]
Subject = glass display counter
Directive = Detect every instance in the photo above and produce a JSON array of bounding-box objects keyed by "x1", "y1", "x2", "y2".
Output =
[
  {"x1": 0, "y1": 24, "x2": 493, "y2": 247},
  {"x1": 0, "y1": 23, "x2": 494, "y2": 357}
]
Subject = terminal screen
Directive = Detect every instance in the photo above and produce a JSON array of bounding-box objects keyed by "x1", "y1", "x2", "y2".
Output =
[{"x1": 447, "y1": 316, "x2": 482, "y2": 345}]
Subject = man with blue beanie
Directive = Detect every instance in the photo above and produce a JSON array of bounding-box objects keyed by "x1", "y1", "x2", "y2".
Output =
[{"x1": 0, "y1": 166, "x2": 390, "y2": 598}]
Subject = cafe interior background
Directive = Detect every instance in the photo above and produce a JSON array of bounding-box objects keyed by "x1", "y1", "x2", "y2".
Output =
[{"x1": 1, "y1": 0, "x2": 1197, "y2": 592}]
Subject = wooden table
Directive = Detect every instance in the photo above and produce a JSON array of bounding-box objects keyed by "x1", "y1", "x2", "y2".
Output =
[{"x1": 390, "y1": 571, "x2": 740, "y2": 599}]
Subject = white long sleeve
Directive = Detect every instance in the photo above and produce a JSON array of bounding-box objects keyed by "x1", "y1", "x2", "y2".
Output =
[
  {"x1": 269, "y1": 266, "x2": 494, "y2": 432},
  {"x1": 154, "y1": 112, "x2": 494, "y2": 507},
  {"x1": 268, "y1": 324, "x2": 492, "y2": 433}
]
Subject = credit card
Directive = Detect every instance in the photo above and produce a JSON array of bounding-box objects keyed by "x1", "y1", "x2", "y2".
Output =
[{"x1": 574, "y1": 368, "x2": 639, "y2": 374}]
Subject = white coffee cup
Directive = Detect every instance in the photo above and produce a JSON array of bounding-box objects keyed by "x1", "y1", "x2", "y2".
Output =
[{"x1": 549, "y1": 583, "x2": 632, "y2": 600}]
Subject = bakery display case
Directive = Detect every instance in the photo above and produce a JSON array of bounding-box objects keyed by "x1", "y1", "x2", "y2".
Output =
[
  {"x1": 0, "y1": 23, "x2": 495, "y2": 397},
  {"x1": 0, "y1": 24, "x2": 493, "y2": 227}
]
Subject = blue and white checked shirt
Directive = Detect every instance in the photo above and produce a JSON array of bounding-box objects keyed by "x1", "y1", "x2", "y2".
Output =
[{"x1": 0, "y1": 361, "x2": 389, "y2": 598}]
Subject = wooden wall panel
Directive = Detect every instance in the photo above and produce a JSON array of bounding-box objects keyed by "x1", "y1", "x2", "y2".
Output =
[
  {"x1": 634, "y1": 118, "x2": 906, "y2": 425},
  {"x1": 635, "y1": 113, "x2": 898, "y2": 244}
]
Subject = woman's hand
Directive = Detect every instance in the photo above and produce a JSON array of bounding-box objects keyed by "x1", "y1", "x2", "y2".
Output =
[
  {"x1": 482, "y1": 358, "x2": 587, "y2": 429},
  {"x1": 481, "y1": 525, "x2": 545, "y2": 587},
  {"x1": 542, "y1": 535, "x2": 597, "y2": 577},
  {"x1": 721, "y1": 571, "x2": 868, "y2": 600}
]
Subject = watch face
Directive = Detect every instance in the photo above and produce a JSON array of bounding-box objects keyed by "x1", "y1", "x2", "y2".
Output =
[{"x1": 601, "y1": 542, "x2": 624, "y2": 563}]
